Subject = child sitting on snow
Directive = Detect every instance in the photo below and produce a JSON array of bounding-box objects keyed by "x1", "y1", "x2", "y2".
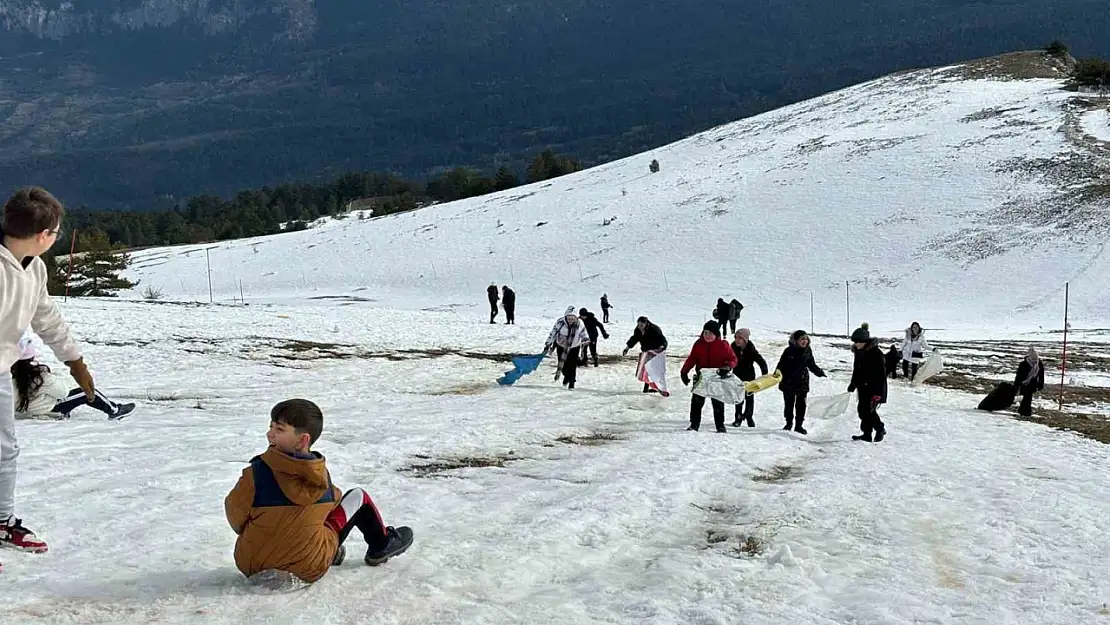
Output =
[
  {"x1": 10, "y1": 336, "x2": 135, "y2": 420},
  {"x1": 225, "y1": 399, "x2": 413, "y2": 585}
]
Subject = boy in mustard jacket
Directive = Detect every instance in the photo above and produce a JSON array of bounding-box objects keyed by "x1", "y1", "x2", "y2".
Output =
[{"x1": 225, "y1": 399, "x2": 413, "y2": 584}]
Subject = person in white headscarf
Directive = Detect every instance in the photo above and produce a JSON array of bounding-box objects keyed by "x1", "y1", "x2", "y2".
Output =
[
  {"x1": 544, "y1": 307, "x2": 590, "y2": 389},
  {"x1": 1014, "y1": 347, "x2": 1046, "y2": 417}
]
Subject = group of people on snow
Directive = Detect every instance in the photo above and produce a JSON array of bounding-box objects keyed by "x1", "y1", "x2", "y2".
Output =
[
  {"x1": 1, "y1": 186, "x2": 413, "y2": 580},
  {"x1": 487, "y1": 284, "x2": 516, "y2": 324}
]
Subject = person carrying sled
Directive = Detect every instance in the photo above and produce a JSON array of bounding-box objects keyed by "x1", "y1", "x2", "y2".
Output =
[
  {"x1": 578, "y1": 308, "x2": 609, "y2": 367},
  {"x1": 847, "y1": 323, "x2": 888, "y2": 442},
  {"x1": 11, "y1": 335, "x2": 135, "y2": 420},
  {"x1": 727, "y1": 299, "x2": 744, "y2": 335},
  {"x1": 600, "y1": 294, "x2": 613, "y2": 323},
  {"x1": 0, "y1": 186, "x2": 97, "y2": 562},
  {"x1": 680, "y1": 321, "x2": 738, "y2": 432},
  {"x1": 544, "y1": 307, "x2": 591, "y2": 389},
  {"x1": 486, "y1": 283, "x2": 500, "y2": 324},
  {"x1": 775, "y1": 330, "x2": 827, "y2": 435},
  {"x1": 1014, "y1": 347, "x2": 1045, "y2": 417},
  {"x1": 900, "y1": 321, "x2": 930, "y2": 381},
  {"x1": 730, "y1": 328, "x2": 768, "y2": 427},
  {"x1": 226, "y1": 399, "x2": 413, "y2": 585},
  {"x1": 885, "y1": 344, "x2": 901, "y2": 379},
  {"x1": 502, "y1": 286, "x2": 516, "y2": 325},
  {"x1": 623, "y1": 316, "x2": 668, "y2": 393}
]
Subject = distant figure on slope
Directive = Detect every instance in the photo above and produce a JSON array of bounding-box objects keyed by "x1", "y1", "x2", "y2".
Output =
[
  {"x1": 623, "y1": 316, "x2": 669, "y2": 393},
  {"x1": 680, "y1": 321, "x2": 738, "y2": 432},
  {"x1": 486, "y1": 283, "x2": 499, "y2": 324},
  {"x1": 225, "y1": 399, "x2": 413, "y2": 586},
  {"x1": 775, "y1": 330, "x2": 827, "y2": 435},
  {"x1": 900, "y1": 321, "x2": 930, "y2": 381},
  {"x1": 885, "y1": 345, "x2": 901, "y2": 379},
  {"x1": 600, "y1": 294, "x2": 612, "y2": 323},
  {"x1": 1014, "y1": 347, "x2": 1045, "y2": 417},
  {"x1": 730, "y1": 328, "x2": 768, "y2": 428},
  {"x1": 502, "y1": 286, "x2": 516, "y2": 325},
  {"x1": 10, "y1": 337, "x2": 134, "y2": 420},
  {"x1": 578, "y1": 308, "x2": 609, "y2": 367},
  {"x1": 727, "y1": 299, "x2": 744, "y2": 336},
  {"x1": 544, "y1": 307, "x2": 591, "y2": 390},
  {"x1": 847, "y1": 323, "x2": 888, "y2": 442},
  {"x1": 712, "y1": 298, "x2": 731, "y2": 332}
]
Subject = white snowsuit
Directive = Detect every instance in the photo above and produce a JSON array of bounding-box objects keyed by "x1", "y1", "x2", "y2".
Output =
[{"x1": 900, "y1": 328, "x2": 931, "y2": 364}]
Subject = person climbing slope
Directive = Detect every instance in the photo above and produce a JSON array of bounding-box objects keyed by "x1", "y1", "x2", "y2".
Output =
[
  {"x1": 1014, "y1": 347, "x2": 1045, "y2": 417},
  {"x1": 544, "y1": 307, "x2": 591, "y2": 390},
  {"x1": 680, "y1": 321, "x2": 737, "y2": 433},
  {"x1": 623, "y1": 316, "x2": 668, "y2": 393},
  {"x1": 501, "y1": 286, "x2": 516, "y2": 325},
  {"x1": 847, "y1": 323, "x2": 888, "y2": 442},
  {"x1": 900, "y1": 321, "x2": 930, "y2": 381},
  {"x1": 775, "y1": 330, "x2": 827, "y2": 435},
  {"x1": 600, "y1": 294, "x2": 613, "y2": 323},
  {"x1": 730, "y1": 328, "x2": 768, "y2": 427},
  {"x1": 486, "y1": 283, "x2": 500, "y2": 324},
  {"x1": 578, "y1": 308, "x2": 609, "y2": 367}
]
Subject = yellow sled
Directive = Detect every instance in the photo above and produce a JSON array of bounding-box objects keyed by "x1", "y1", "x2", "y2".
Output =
[{"x1": 744, "y1": 370, "x2": 783, "y2": 393}]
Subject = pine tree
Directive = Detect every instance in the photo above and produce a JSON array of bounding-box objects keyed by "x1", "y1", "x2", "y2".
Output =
[
  {"x1": 495, "y1": 166, "x2": 520, "y2": 190},
  {"x1": 61, "y1": 230, "x2": 138, "y2": 297}
]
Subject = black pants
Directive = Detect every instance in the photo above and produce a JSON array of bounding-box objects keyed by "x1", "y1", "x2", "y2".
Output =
[
  {"x1": 326, "y1": 488, "x2": 389, "y2": 551},
  {"x1": 690, "y1": 394, "x2": 725, "y2": 430},
  {"x1": 902, "y1": 360, "x2": 919, "y2": 380},
  {"x1": 586, "y1": 340, "x2": 599, "y2": 366},
  {"x1": 727, "y1": 318, "x2": 737, "y2": 335},
  {"x1": 856, "y1": 391, "x2": 885, "y2": 437},
  {"x1": 733, "y1": 392, "x2": 755, "y2": 424},
  {"x1": 504, "y1": 306, "x2": 515, "y2": 324},
  {"x1": 602, "y1": 309, "x2": 610, "y2": 323},
  {"x1": 782, "y1": 390, "x2": 807, "y2": 426},
  {"x1": 489, "y1": 301, "x2": 498, "y2": 323},
  {"x1": 52, "y1": 388, "x2": 119, "y2": 417},
  {"x1": 557, "y1": 346, "x2": 581, "y2": 388},
  {"x1": 1018, "y1": 390, "x2": 1035, "y2": 417}
]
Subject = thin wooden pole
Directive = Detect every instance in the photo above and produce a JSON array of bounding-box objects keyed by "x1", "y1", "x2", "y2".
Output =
[
  {"x1": 1059, "y1": 282, "x2": 1070, "y2": 410},
  {"x1": 65, "y1": 228, "x2": 78, "y2": 301},
  {"x1": 206, "y1": 248, "x2": 214, "y2": 304},
  {"x1": 810, "y1": 291, "x2": 815, "y2": 335},
  {"x1": 845, "y1": 280, "x2": 850, "y2": 337}
]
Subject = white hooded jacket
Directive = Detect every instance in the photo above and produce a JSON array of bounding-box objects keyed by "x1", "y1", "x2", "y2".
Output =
[
  {"x1": 0, "y1": 245, "x2": 82, "y2": 371},
  {"x1": 900, "y1": 327, "x2": 931, "y2": 364},
  {"x1": 546, "y1": 306, "x2": 591, "y2": 351},
  {"x1": 14, "y1": 371, "x2": 70, "y2": 418}
]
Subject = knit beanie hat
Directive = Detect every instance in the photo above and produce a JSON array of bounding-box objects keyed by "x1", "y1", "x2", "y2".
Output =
[
  {"x1": 851, "y1": 322, "x2": 871, "y2": 343},
  {"x1": 702, "y1": 320, "x2": 721, "y2": 338}
]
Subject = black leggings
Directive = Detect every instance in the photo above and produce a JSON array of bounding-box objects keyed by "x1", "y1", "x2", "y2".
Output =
[
  {"x1": 52, "y1": 388, "x2": 120, "y2": 417},
  {"x1": 690, "y1": 394, "x2": 725, "y2": 430},
  {"x1": 902, "y1": 360, "x2": 919, "y2": 379},
  {"x1": 781, "y1": 390, "x2": 807, "y2": 424}
]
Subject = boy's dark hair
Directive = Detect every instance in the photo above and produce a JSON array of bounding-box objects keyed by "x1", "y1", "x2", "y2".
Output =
[
  {"x1": 2, "y1": 187, "x2": 64, "y2": 238},
  {"x1": 271, "y1": 399, "x2": 324, "y2": 445}
]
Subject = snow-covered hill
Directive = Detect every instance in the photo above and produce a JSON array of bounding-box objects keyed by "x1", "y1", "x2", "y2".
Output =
[{"x1": 125, "y1": 52, "x2": 1110, "y2": 337}]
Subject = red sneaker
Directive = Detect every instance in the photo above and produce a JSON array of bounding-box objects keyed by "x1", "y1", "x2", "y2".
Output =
[{"x1": 0, "y1": 517, "x2": 48, "y2": 553}]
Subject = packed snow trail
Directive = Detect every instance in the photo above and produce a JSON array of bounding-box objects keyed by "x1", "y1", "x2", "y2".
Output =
[{"x1": 0, "y1": 300, "x2": 1106, "y2": 624}]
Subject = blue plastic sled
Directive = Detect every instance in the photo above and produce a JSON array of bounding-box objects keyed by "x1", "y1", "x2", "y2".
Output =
[{"x1": 497, "y1": 354, "x2": 547, "y2": 386}]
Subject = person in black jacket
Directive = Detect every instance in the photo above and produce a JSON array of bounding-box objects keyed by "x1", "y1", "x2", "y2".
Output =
[
  {"x1": 885, "y1": 344, "x2": 901, "y2": 379},
  {"x1": 713, "y1": 299, "x2": 730, "y2": 331},
  {"x1": 730, "y1": 328, "x2": 768, "y2": 427},
  {"x1": 486, "y1": 283, "x2": 499, "y2": 324},
  {"x1": 600, "y1": 294, "x2": 612, "y2": 323},
  {"x1": 623, "y1": 316, "x2": 668, "y2": 393},
  {"x1": 501, "y1": 286, "x2": 516, "y2": 325},
  {"x1": 774, "y1": 330, "x2": 826, "y2": 435},
  {"x1": 1014, "y1": 347, "x2": 1045, "y2": 417},
  {"x1": 846, "y1": 323, "x2": 888, "y2": 442},
  {"x1": 578, "y1": 308, "x2": 609, "y2": 367}
]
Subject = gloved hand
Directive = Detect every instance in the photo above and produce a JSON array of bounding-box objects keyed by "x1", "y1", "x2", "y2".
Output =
[
  {"x1": 871, "y1": 395, "x2": 883, "y2": 407},
  {"x1": 717, "y1": 367, "x2": 731, "y2": 379},
  {"x1": 544, "y1": 343, "x2": 552, "y2": 355},
  {"x1": 65, "y1": 358, "x2": 96, "y2": 401},
  {"x1": 681, "y1": 372, "x2": 691, "y2": 386},
  {"x1": 847, "y1": 384, "x2": 856, "y2": 393}
]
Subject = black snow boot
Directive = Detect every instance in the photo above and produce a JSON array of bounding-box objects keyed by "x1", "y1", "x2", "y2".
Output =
[
  {"x1": 782, "y1": 420, "x2": 793, "y2": 431},
  {"x1": 333, "y1": 545, "x2": 346, "y2": 566},
  {"x1": 852, "y1": 433, "x2": 873, "y2": 442},
  {"x1": 873, "y1": 426, "x2": 886, "y2": 442},
  {"x1": 745, "y1": 416, "x2": 755, "y2": 428},
  {"x1": 793, "y1": 420, "x2": 807, "y2": 435},
  {"x1": 365, "y1": 526, "x2": 414, "y2": 566}
]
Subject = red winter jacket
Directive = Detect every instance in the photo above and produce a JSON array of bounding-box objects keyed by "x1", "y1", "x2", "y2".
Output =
[{"x1": 681, "y1": 337, "x2": 738, "y2": 376}]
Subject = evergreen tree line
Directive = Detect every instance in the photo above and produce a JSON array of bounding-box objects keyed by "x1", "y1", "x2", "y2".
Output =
[{"x1": 62, "y1": 149, "x2": 583, "y2": 251}]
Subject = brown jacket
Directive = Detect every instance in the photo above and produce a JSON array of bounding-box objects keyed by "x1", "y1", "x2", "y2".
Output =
[{"x1": 225, "y1": 447, "x2": 342, "y2": 582}]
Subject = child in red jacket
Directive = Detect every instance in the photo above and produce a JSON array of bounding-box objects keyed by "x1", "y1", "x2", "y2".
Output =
[{"x1": 680, "y1": 321, "x2": 738, "y2": 432}]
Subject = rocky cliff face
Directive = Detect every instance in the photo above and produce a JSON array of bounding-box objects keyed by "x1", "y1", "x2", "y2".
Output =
[{"x1": 0, "y1": 0, "x2": 317, "y2": 41}]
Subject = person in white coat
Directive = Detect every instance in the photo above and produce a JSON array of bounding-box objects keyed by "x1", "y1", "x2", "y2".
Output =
[
  {"x1": 900, "y1": 321, "x2": 931, "y2": 381},
  {"x1": 544, "y1": 306, "x2": 591, "y2": 389},
  {"x1": 11, "y1": 337, "x2": 134, "y2": 421}
]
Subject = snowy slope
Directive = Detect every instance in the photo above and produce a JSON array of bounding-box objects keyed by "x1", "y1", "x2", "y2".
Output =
[
  {"x1": 2, "y1": 299, "x2": 1108, "y2": 624},
  {"x1": 125, "y1": 55, "x2": 1110, "y2": 337}
]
